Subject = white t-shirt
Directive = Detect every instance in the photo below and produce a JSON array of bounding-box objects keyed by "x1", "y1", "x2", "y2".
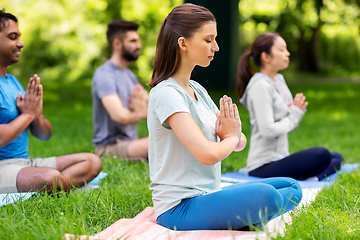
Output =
[{"x1": 148, "y1": 77, "x2": 221, "y2": 219}]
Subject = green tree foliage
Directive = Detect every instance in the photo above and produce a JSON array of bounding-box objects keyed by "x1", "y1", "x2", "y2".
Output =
[
  {"x1": 2, "y1": 0, "x2": 360, "y2": 84},
  {"x1": 1, "y1": 0, "x2": 182, "y2": 85},
  {"x1": 239, "y1": 0, "x2": 360, "y2": 75}
]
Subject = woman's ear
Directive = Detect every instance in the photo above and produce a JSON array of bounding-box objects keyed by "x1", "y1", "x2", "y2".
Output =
[
  {"x1": 261, "y1": 51, "x2": 271, "y2": 64},
  {"x1": 178, "y1": 37, "x2": 187, "y2": 51}
]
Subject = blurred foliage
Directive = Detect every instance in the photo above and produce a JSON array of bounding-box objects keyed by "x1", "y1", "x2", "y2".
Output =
[
  {"x1": 239, "y1": 0, "x2": 360, "y2": 76},
  {"x1": 1, "y1": 0, "x2": 360, "y2": 87},
  {"x1": 1, "y1": 0, "x2": 182, "y2": 86}
]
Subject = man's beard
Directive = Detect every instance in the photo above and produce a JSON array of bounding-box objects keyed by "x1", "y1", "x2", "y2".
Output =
[{"x1": 122, "y1": 46, "x2": 139, "y2": 61}]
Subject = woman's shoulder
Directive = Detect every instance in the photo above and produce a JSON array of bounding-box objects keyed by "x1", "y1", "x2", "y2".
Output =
[
  {"x1": 244, "y1": 74, "x2": 279, "y2": 100},
  {"x1": 274, "y1": 73, "x2": 286, "y2": 83},
  {"x1": 150, "y1": 78, "x2": 186, "y2": 99},
  {"x1": 248, "y1": 73, "x2": 273, "y2": 90},
  {"x1": 189, "y1": 80, "x2": 209, "y2": 94},
  {"x1": 151, "y1": 78, "x2": 180, "y2": 90}
]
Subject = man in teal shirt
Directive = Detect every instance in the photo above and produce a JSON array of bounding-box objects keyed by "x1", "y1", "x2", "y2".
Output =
[{"x1": 0, "y1": 9, "x2": 102, "y2": 193}]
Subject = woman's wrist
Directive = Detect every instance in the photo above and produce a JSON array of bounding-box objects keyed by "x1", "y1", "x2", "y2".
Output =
[
  {"x1": 222, "y1": 136, "x2": 239, "y2": 150},
  {"x1": 234, "y1": 132, "x2": 246, "y2": 151}
]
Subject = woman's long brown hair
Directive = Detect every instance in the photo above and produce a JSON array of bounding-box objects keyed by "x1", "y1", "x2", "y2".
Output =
[
  {"x1": 236, "y1": 32, "x2": 279, "y2": 99},
  {"x1": 148, "y1": 3, "x2": 216, "y2": 88}
]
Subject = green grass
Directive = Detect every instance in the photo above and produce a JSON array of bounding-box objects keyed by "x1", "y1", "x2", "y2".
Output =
[
  {"x1": 1, "y1": 81, "x2": 360, "y2": 239},
  {"x1": 0, "y1": 159, "x2": 151, "y2": 239},
  {"x1": 276, "y1": 168, "x2": 360, "y2": 239}
]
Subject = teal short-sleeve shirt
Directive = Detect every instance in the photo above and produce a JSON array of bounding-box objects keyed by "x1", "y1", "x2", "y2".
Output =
[{"x1": 148, "y1": 78, "x2": 220, "y2": 219}]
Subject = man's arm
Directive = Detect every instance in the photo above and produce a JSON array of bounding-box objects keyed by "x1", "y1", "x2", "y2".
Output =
[
  {"x1": 0, "y1": 113, "x2": 35, "y2": 148},
  {"x1": 0, "y1": 73, "x2": 47, "y2": 147},
  {"x1": 29, "y1": 114, "x2": 52, "y2": 140},
  {"x1": 102, "y1": 84, "x2": 148, "y2": 125}
]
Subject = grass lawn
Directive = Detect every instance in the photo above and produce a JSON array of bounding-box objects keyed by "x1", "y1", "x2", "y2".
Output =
[{"x1": 1, "y1": 80, "x2": 360, "y2": 239}]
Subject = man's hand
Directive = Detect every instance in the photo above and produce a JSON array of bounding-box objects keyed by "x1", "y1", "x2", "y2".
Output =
[
  {"x1": 17, "y1": 74, "x2": 43, "y2": 119},
  {"x1": 0, "y1": 74, "x2": 51, "y2": 147},
  {"x1": 128, "y1": 84, "x2": 148, "y2": 119},
  {"x1": 102, "y1": 84, "x2": 148, "y2": 125}
]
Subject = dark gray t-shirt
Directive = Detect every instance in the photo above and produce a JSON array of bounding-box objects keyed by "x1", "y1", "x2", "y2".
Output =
[{"x1": 91, "y1": 60, "x2": 139, "y2": 147}]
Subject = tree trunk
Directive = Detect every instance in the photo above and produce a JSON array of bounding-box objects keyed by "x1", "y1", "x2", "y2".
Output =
[
  {"x1": 308, "y1": 26, "x2": 322, "y2": 72},
  {"x1": 298, "y1": 28, "x2": 309, "y2": 71}
]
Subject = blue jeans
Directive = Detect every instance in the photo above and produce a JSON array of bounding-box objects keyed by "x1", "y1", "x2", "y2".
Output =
[
  {"x1": 157, "y1": 177, "x2": 302, "y2": 230},
  {"x1": 249, "y1": 147, "x2": 344, "y2": 180}
]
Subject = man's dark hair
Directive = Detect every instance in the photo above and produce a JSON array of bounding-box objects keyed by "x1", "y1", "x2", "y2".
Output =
[
  {"x1": 0, "y1": 9, "x2": 18, "y2": 32},
  {"x1": 106, "y1": 20, "x2": 139, "y2": 50}
]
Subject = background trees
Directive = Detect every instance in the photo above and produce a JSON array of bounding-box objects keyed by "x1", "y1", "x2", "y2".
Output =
[
  {"x1": 2, "y1": 0, "x2": 360, "y2": 87},
  {"x1": 240, "y1": 0, "x2": 360, "y2": 76},
  {"x1": 2, "y1": 0, "x2": 182, "y2": 86}
]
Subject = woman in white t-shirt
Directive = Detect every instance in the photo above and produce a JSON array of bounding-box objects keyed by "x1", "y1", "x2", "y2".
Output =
[{"x1": 147, "y1": 4, "x2": 302, "y2": 231}]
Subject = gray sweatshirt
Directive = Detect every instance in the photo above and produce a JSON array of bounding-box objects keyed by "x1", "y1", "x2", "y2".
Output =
[{"x1": 239, "y1": 73, "x2": 306, "y2": 173}]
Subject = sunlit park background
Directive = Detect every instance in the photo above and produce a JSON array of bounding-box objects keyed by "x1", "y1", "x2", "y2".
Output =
[
  {"x1": 1, "y1": 0, "x2": 360, "y2": 239},
  {"x1": 2, "y1": 0, "x2": 360, "y2": 87}
]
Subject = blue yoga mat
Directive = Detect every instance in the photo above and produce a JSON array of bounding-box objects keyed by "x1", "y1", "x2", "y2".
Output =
[
  {"x1": 0, "y1": 171, "x2": 108, "y2": 207},
  {"x1": 0, "y1": 192, "x2": 36, "y2": 207},
  {"x1": 88, "y1": 171, "x2": 108, "y2": 186},
  {"x1": 221, "y1": 163, "x2": 359, "y2": 189}
]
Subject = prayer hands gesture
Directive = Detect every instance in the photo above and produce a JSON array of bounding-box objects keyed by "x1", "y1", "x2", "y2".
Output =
[
  {"x1": 129, "y1": 84, "x2": 149, "y2": 119},
  {"x1": 215, "y1": 95, "x2": 241, "y2": 142},
  {"x1": 16, "y1": 74, "x2": 43, "y2": 119},
  {"x1": 292, "y1": 93, "x2": 308, "y2": 110}
]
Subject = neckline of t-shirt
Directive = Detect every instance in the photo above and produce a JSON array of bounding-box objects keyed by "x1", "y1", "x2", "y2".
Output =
[
  {"x1": 0, "y1": 74, "x2": 9, "y2": 80},
  {"x1": 108, "y1": 60, "x2": 127, "y2": 72},
  {"x1": 169, "y1": 77, "x2": 199, "y2": 102}
]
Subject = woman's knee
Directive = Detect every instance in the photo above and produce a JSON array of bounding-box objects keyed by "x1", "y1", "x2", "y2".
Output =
[
  {"x1": 314, "y1": 147, "x2": 332, "y2": 162},
  {"x1": 262, "y1": 177, "x2": 302, "y2": 212},
  {"x1": 284, "y1": 177, "x2": 302, "y2": 207},
  {"x1": 331, "y1": 152, "x2": 345, "y2": 165},
  {"x1": 256, "y1": 184, "x2": 284, "y2": 218}
]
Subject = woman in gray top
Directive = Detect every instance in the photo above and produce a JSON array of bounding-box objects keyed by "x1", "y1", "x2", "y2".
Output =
[{"x1": 236, "y1": 32, "x2": 344, "y2": 181}]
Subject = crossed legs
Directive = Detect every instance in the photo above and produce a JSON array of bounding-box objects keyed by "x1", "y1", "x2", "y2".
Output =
[
  {"x1": 249, "y1": 147, "x2": 344, "y2": 180},
  {"x1": 16, "y1": 153, "x2": 102, "y2": 192},
  {"x1": 157, "y1": 177, "x2": 302, "y2": 230},
  {"x1": 96, "y1": 137, "x2": 148, "y2": 161}
]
